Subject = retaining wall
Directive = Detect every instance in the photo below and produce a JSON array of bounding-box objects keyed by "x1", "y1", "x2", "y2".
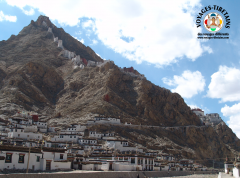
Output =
[{"x1": 0, "y1": 171, "x2": 218, "y2": 178}]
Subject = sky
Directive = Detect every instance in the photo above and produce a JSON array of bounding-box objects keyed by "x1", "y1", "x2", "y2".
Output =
[{"x1": 1, "y1": 0, "x2": 240, "y2": 137}]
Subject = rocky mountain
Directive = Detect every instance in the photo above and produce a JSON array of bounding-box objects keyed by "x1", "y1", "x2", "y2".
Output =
[{"x1": 0, "y1": 15, "x2": 239, "y2": 166}]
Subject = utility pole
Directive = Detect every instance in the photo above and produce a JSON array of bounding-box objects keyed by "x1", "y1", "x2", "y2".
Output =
[{"x1": 26, "y1": 144, "x2": 31, "y2": 173}]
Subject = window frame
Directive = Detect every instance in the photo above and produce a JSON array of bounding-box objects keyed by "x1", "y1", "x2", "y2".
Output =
[
  {"x1": 5, "y1": 153, "x2": 12, "y2": 163},
  {"x1": 18, "y1": 154, "x2": 25, "y2": 163},
  {"x1": 36, "y1": 156, "x2": 40, "y2": 162}
]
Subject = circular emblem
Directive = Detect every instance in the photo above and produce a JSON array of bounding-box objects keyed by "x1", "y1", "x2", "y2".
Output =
[{"x1": 203, "y1": 12, "x2": 224, "y2": 32}]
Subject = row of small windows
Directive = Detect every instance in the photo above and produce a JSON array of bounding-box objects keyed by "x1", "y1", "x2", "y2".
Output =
[
  {"x1": 5, "y1": 154, "x2": 40, "y2": 163},
  {"x1": 59, "y1": 135, "x2": 76, "y2": 138},
  {"x1": 17, "y1": 134, "x2": 40, "y2": 138},
  {"x1": 81, "y1": 140, "x2": 96, "y2": 143},
  {"x1": 68, "y1": 128, "x2": 76, "y2": 130},
  {"x1": 38, "y1": 123, "x2": 47, "y2": 125}
]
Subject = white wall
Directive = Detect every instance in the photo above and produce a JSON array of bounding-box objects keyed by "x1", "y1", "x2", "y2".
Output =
[
  {"x1": 82, "y1": 164, "x2": 94, "y2": 170},
  {"x1": 101, "y1": 163, "x2": 109, "y2": 171},
  {"x1": 39, "y1": 128, "x2": 47, "y2": 133},
  {"x1": 79, "y1": 139, "x2": 97, "y2": 145},
  {"x1": 192, "y1": 110, "x2": 204, "y2": 117},
  {"x1": 0, "y1": 151, "x2": 42, "y2": 170},
  {"x1": 113, "y1": 162, "x2": 136, "y2": 171},
  {"x1": 58, "y1": 40, "x2": 63, "y2": 48},
  {"x1": 233, "y1": 167, "x2": 240, "y2": 178},
  {"x1": 154, "y1": 167, "x2": 161, "y2": 171},
  {"x1": 36, "y1": 122, "x2": 47, "y2": 128},
  {"x1": 81, "y1": 163, "x2": 101, "y2": 171},
  {"x1": 18, "y1": 125, "x2": 37, "y2": 132},
  {"x1": 8, "y1": 131, "x2": 42, "y2": 140},
  {"x1": 0, "y1": 125, "x2": 6, "y2": 131},
  {"x1": 51, "y1": 161, "x2": 71, "y2": 170},
  {"x1": 42, "y1": 151, "x2": 67, "y2": 161},
  {"x1": 87, "y1": 118, "x2": 121, "y2": 125},
  {"x1": 51, "y1": 134, "x2": 82, "y2": 143},
  {"x1": 48, "y1": 127, "x2": 57, "y2": 132},
  {"x1": 89, "y1": 131, "x2": 102, "y2": 139}
]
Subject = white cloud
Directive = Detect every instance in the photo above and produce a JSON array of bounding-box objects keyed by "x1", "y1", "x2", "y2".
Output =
[
  {"x1": 22, "y1": 8, "x2": 35, "y2": 15},
  {"x1": 92, "y1": 39, "x2": 98, "y2": 45},
  {"x1": 202, "y1": 45, "x2": 213, "y2": 54},
  {"x1": 207, "y1": 66, "x2": 240, "y2": 102},
  {"x1": 188, "y1": 104, "x2": 199, "y2": 109},
  {"x1": 73, "y1": 36, "x2": 84, "y2": 44},
  {"x1": 0, "y1": 11, "x2": 17, "y2": 22},
  {"x1": 163, "y1": 70, "x2": 205, "y2": 98},
  {"x1": 187, "y1": 103, "x2": 210, "y2": 113},
  {"x1": 221, "y1": 103, "x2": 240, "y2": 138},
  {"x1": 80, "y1": 38, "x2": 84, "y2": 44},
  {"x1": 82, "y1": 20, "x2": 95, "y2": 30},
  {"x1": 5, "y1": 0, "x2": 210, "y2": 66}
]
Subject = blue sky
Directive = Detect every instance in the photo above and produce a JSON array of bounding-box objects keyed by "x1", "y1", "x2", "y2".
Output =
[{"x1": 1, "y1": 0, "x2": 240, "y2": 137}]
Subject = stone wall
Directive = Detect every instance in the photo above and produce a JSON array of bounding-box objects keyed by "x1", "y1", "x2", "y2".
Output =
[{"x1": 0, "y1": 171, "x2": 218, "y2": 178}]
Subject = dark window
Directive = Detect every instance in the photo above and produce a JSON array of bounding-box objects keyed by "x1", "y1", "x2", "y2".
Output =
[
  {"x1": 18, "y1": 154, "x2": 25, "y2": 163},
  {"x1": 74, "y1": 136, "x2": 76, "y2": 138},
  {"x1": 36, "y1": 156, "x2": 40, "y2": 162},
  {"x1": 131, "y1": 158, "x2": 135, "y2": 164},
  {"x1": 60, "y1": 154, "x2": 63, "y2": 159},
  {"x1": 70, "y1": 136, "x2": 72, "y2": 138},
  {"x1": 5, "y1": 154, "x2": 12, "y2": 163}
]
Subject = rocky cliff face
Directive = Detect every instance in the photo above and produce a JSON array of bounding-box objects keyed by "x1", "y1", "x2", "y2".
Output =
[{"x1": 0, "y1": 15, "x2": 239, "y2": 164}]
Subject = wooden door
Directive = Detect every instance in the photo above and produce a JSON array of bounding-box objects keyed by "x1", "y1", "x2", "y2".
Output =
[
  {"x1": 78, "y1": 164, "x2": 82, "y2": 170},
  {"x1": 46, "y1": 161, "x2": 51, "y2": 170},
  {"x1": 109, "y1": 163, "x2": 112, "y2": 170}
]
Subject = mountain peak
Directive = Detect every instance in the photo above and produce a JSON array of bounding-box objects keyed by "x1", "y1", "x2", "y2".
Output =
[{"x1": 35, "y1": 15, "x2": 55, "y2": 28}]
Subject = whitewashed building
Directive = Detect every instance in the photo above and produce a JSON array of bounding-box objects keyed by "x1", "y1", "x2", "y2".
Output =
[
  {"x1": 72, "y1": 55, "x2": 81, "y2": 66},
  {"x1": 58, "y1": 40, "x2": 63, "y2": 49},
  {"x1": 60, "y1": 125, "x2": 86, "y2": 134},
  {"x1": 87, "y1": 118, "x2": 121, "y2": 125},
  {"x1": 54, "y1": 37, "x2": 58, "y2": 42},
  {"x1": 8, "y1": 128, "x2": 42, "y2": 140},
  {"x1": 87, "y1": 60, "x2": 96, "y2": 67},
  {"x1": 51, "y1": 134, "x2": 82, "y2": 143},
  {"x1": 41, "y1": 147, "x2": 71, "y2": 171},
  {"x1": 48, "y1": 27, "x2": 52, "y2": 33},
  {"x1": 0, "y1": 146, "x2": 42, "y2": 171},
  {"x1": 17, "y1": 124, "x2": 38, "y2": 132},
  {"x1": 79, "y1": 138, "x2": 98, "y2": 145}
]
